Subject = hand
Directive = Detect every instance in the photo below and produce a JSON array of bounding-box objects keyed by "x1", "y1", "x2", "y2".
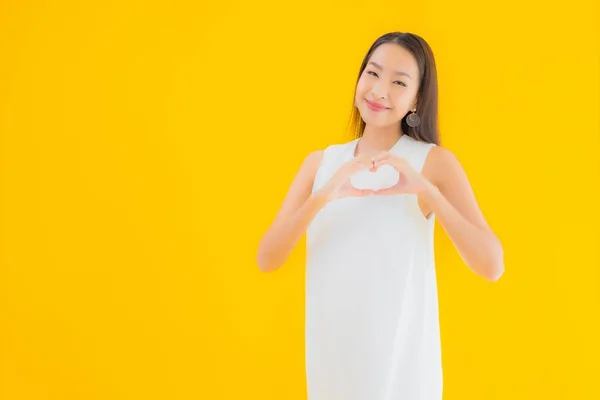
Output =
[
  {"x1": 317, "y1": 155, "x2": 376, "y2": 202},
  {"x1": 371, "y1": 151, "x2": 431, "y2": 195}
]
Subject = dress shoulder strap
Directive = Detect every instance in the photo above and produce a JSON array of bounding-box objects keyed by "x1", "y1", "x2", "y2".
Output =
[
  {"x1": 311, "y1": 139, "x2": 358, "y2": 193},
  {"x1": 397, "y1": 135, "x2": 437, "y2": 174}
]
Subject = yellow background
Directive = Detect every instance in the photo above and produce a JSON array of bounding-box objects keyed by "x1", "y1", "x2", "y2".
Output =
[{"x1": 1, "y1": 1, "x2": 598, "y2": 399}]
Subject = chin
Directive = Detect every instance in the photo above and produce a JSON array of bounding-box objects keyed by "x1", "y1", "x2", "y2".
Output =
[{"x1": 360, "y1": 113, "x2": 392, "y2": 128}]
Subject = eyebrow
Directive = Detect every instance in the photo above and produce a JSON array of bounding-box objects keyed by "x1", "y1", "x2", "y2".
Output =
[{"x1": 368, "y1": 61, "x2": 412, "y2": 80}]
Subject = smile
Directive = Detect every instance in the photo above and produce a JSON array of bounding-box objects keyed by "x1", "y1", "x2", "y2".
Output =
[{"x1": 365, "y1": 99, "x2": 390, "y2": 112}]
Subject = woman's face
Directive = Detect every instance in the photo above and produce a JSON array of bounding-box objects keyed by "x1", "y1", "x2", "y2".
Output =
[{"x1": 354, "y1": 43, "x2": 420, "y2": 129}]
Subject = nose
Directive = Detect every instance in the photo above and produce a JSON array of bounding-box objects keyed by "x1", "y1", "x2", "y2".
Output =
[{"x1": 371, "y1": 81, "x2": 388, "y2": 99}]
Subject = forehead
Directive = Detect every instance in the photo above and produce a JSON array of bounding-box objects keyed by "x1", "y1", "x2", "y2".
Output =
[{"x1": 368, "y1": 43, "x2": 419, "y2": 76}]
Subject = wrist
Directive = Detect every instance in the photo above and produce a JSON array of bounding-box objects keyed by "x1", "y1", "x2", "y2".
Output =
[
  {"x1": 310, "y1": 189, "x2": 332, "y2": 209},
  {"x1": 418, "y1": 179, "x2": 441, "y2": 200}
]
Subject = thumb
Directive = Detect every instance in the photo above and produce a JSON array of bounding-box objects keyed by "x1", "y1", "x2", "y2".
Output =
[{"x1": 341, "y1": 180, "x2": 374, "y2": 198}]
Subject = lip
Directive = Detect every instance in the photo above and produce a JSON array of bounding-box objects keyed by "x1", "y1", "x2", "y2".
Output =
[{"x1": 365, "y1": 99, "x2": 389, "y2": 111}]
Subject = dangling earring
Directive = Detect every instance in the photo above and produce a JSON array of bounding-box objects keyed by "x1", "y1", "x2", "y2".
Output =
[{"x1": 406, "y1": 109, "x2": 420, "y2": 128}]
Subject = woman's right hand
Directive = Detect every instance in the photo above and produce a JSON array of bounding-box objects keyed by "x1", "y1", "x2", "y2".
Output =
[
  {"x1": 257, "y1": 151, "x2": 375, "y2": 272},
  {"x1": 316, "y1": 155, "x2": 376, "y2": 202}
]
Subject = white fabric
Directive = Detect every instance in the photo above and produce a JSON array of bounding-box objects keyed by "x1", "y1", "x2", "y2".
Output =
[{"x1": 305, "y1": 134, "x2": 442, "y2": 400}]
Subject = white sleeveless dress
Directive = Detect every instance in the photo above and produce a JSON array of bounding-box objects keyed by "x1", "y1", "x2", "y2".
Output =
[{"x1": 305, "y1": 134, "x2": 442, "y2": 400}]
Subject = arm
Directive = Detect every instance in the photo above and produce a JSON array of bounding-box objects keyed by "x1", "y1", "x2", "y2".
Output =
[
  {"x1": 420, "y1": 146, "x2": 504, "y2": 282},
  {"x1": 256, "y1": 150, "x2": 327, "y2": 272}
]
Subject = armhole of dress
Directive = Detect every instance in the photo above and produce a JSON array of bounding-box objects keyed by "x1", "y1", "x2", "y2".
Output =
[
  {"x1": 419, "y1": 143, "x2": 438, "y2": 221},
  {"x1": 311, "y1": 146, "x2": 329, "y2": 194}
]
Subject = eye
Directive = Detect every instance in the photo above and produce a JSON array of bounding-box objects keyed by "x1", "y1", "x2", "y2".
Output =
[{"x1": 367, "y1": 70, "x2": 405, "y2": 87}]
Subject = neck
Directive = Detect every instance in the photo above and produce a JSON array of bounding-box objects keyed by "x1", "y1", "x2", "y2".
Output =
[{"x1": 355, "y1": 124, "x2": 404, "y2": 157}]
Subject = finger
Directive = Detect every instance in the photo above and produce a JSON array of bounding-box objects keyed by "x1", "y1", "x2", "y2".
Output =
[
  {"x1": 374, "y1": 156, "x2": 405, "y2": 170},
  {"x1": 341, "y1": 180, "x2": 374, "y2": 197},
  {"x1": 374, "y1": 188, "x2": 398, "y2": 196},
  {"x1": 349, "y1": 187, "x2": 375, "y2": 197},
  {"x1": 373, "y1": 159, "x2": 393, "y2": 169},
  {"x1": 371, "y1": 151, "x2": 390, "y2": 164},
  {"x1": 374, "y1": 183, "x2": 404, "y2": 196},
  {"x1": 353, "y1": 153, "x2": 371, "y2": 162},
  {"x1": 350, "y1": 158, "x2": 375, "y2": 172},
  {"x1": 356, "y1": 155, "x2": 374, "y2": 167}
]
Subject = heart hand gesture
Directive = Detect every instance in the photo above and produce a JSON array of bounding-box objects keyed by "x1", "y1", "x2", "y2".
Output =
[
  {"x1": 317, "y1": 155, "x2": 377, "y2": 201},
  {"x1": 370, "y1": 151, "x2": 431, "y2": 195}
]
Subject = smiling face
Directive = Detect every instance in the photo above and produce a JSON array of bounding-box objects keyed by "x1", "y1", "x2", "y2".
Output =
[{"x1": 354, "y1": 43, "x2": 421, "y2": 129}]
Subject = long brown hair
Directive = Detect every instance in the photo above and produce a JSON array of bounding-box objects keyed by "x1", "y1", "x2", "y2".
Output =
[{"x1": 347, "y1": 32, "x2": 440, "y2": 145}]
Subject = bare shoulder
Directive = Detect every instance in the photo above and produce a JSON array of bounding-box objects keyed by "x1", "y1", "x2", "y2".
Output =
[
  {"x1": 305, "y1": 149, "x2": 324, "y2": 167},
  {"x1": 271, "y1": 149, "x2": 324, "y2": 221},
  {"x1": 422, "y1": 144, "x2": 492, "y2": 230},
  {"x1": 422, "y1": 145, "x2": 463, "y2": 189},
  {"x1": 300, "y1": 149, "x2": 324, "y2": 180}
]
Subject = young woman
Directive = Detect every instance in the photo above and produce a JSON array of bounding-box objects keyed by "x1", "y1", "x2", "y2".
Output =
[{"x1": 257, "y1": 32, "x2": 504, "y2": 400}]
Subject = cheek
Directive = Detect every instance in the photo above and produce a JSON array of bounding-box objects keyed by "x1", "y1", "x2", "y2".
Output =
[
  {"x1": 356, "y1": 78, "x2": 370, "y2": 96},
  {"x1": 393, "y1": 90, "x2": 416, "y2": 108}
]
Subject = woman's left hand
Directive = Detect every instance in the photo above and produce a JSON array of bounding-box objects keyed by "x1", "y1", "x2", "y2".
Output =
[{"x1": 371, "y1": 151, "x2": 432, "y2": 195}]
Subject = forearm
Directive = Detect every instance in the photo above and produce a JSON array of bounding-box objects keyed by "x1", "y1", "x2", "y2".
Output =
[
  {"x1": 257, "y1": 193, "x2": 329, "y2": 272},
  {"x1": 420, "y1": 182, "x2": 504, "y2": 281}
]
